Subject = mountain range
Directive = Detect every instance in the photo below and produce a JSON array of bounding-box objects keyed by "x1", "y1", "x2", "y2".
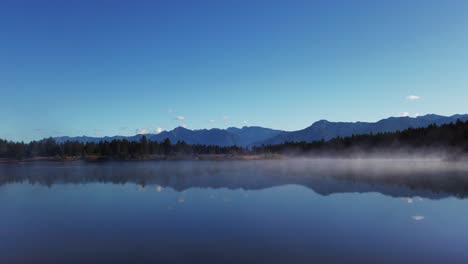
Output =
[
  {"x1": 55, "y1": 114, "x2": 468, "y2": 146},
  {"x1": 55, "y1": 126, "x2": 284, "y2": 146}
]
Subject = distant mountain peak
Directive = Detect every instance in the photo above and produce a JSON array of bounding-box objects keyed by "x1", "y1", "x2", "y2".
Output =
[
  {"x1": 315, "y1": 119, "x2": 329, "y2": 123},
  {"x1": 173, "y1": 126, "x2": 190, "y2": 131}
]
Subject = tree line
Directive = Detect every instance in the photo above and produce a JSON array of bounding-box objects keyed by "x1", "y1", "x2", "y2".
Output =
[
  {"x1": 1, "y1": 120, "x2": 468, "y2": 160},
  {"x1": 0, "y1": 137, "x2": 246, "y2": 160}
]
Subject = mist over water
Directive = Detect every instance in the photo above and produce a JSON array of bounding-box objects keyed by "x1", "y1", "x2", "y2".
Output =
[{"x1": 2, "y1": 158, "x2": 468, "y2": 198}]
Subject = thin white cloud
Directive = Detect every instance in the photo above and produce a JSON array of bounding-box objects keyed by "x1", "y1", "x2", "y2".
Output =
[
  {"x1": 176, "y1": 116, "x2": 185, "y2": 121},
  {"x1": 222, "y1": 115, "x2": 229, "y2": 121},
  {"x1": 412, "y1": 215, "x2": 425, "y2": 221},
  {"x1": 155, "y1": 127, "x2": 163, "y2": 134},
  {"x1": 181, "y1": 124, "x2": 187, "y2": 128},
  {"x1": 406, "y1": 95, "x2": 421, "y2": 100},
  {"x1": 401, "y1": 112, "x2": 420, "y2": 118},
  {"x1": 136, "y1": 128, "x2": 150, "y2": 134},
  {"x1": 209, "y1": 119, "x2": 216, "y2": 123}
]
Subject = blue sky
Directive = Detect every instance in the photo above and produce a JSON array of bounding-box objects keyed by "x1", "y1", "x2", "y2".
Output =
[{"x1": 1, "y1": 0, "x2": 468, "y2": 141}]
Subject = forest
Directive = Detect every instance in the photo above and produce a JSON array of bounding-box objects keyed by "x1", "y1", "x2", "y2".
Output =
[
  {"x1": 1, "y1": 120, "x2": 468, "y2": 160},
  {"x1": 253, "y1": 119, "x2": 468, "y2": 156}
]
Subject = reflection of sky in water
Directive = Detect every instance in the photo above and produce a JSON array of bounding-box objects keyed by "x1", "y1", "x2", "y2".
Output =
[
  {"x1": 0, "y1": 183, "x2": 467, "y2": 263},
  {"x1": 0, "y1": 160, "x2": 468, "y2": 263}
]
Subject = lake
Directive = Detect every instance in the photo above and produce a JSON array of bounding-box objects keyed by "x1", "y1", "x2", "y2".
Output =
[{"x1": 1, "y1": 159, "x2": 468, "y2": 263}]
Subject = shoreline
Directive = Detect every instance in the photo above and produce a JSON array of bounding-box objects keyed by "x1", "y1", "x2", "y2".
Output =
[
  {"x1": 1, "y1": 152, "x2": 466, "y2": 164},
  {"x1": 0, "y1": 154, "x2": 285, "y2": 164}
]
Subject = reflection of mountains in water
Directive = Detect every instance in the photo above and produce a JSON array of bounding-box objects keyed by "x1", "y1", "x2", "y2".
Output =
[{"x1": 1, "y1": 159, "x2": 468, "y2": 199}]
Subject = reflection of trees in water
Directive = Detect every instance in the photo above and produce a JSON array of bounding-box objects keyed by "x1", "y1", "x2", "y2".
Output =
[{"x1": 1, "y1": 160, "x2": 468, "y2": 199}]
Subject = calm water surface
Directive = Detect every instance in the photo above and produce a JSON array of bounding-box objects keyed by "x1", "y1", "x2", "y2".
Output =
[{"x1": 1, "y1": 159, "x2": 468, "y2": 263}]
